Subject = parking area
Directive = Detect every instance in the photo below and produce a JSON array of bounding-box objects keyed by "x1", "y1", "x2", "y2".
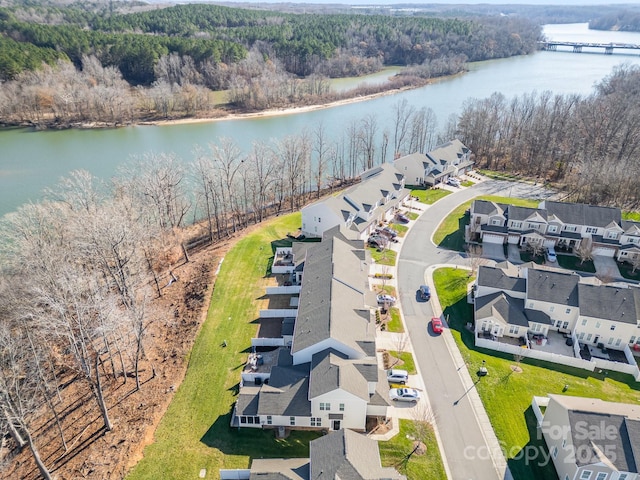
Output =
[{"x1": 481, "y1": 242, "x2": 506, "y2": 261}]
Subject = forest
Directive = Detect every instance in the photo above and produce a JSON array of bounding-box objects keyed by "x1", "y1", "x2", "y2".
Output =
[
  {"x1": 589, "y1": 11, "x2": 640, "y2": 33},
  {"x1": 0, "y1": 1, "x2": 540, "y2": 126}
]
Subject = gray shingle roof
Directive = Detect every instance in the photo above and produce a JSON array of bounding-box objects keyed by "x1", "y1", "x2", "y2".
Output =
[
  {"x1": 310, "y1": 350, "x2": 370, "y2": 401},
  {"x1": 249, "y1": 458, "x2": 310, "y2": 480},
  {"x1": 475, "y1": 291, "x2": 528, "y2": 327},
  {"x1": 542, "y1": 201, "x2": 621, "y2": 228},
  {"x1": 622, "y1": 220, "x2": 640, "y2": 235},
  {"x1": 577, "y1": 284, "x2": 639, "y2": 324},
  {"x1": 292, "y1": 233, "x2": 375, "y2": 357},
  {"x1": 568, "y1": 411, "x2": 640, "y2": 471},
  {"x1": 310, "y1": 429, "x2": 406, "y2": 480},
  {"x1": 507, "y1": 205, "x2": 547, "y2": 222},
  {"x1": 257, "y1": 364, "x2": 312, "y2": 416},
  {"x1": 472, "y1": 200, "x2": 507, "y2": 216},
  {"x1": 524, "y1": 309, "x2": 552, "y2": 325},
  {"x1": 526, "y1": 270, "x2": 580, "y2": 306},
  {"x1": 477, "y1": 266, "x2": 526, "y2": 292},
  {"x1": 425, "y1": 139, "x2": 473, "y2": 169}
]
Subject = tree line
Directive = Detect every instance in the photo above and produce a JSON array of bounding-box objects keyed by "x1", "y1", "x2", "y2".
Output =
[
  {"x1": 0, "y1": 2, "x2": 540, "y2": 84},
  {"x1": 456, "y1": 64, "x2": 640, "y2": 209},
  {"x1": 589, "y1": 11, "x2": 640, "y2": 32}
]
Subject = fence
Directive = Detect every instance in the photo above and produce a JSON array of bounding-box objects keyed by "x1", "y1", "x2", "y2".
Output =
[
  {"x1": 251, "y1": 337, "x2": 286, "y2": 347},
  {"x1": 259, "y1": 309, "x2": 298, "y2": 318},
  {"x1": 219, "y1": 469, "x2": 251, "y2": 480},
  {"x1": 265, "y1": 286, "x2": 301, "y2": 295},
  {"x1": 475, "y1": 336, "x2": 640, "y2": 381}
]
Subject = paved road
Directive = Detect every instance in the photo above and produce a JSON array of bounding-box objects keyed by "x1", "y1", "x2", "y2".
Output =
[{"x1": 397, "y1": 180, "x2": 555, "y2": 480}]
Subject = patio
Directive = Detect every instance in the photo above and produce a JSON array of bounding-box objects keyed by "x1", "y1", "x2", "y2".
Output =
[{"x1": 527, "y1": 330, "x2": 576, "y2": 357}]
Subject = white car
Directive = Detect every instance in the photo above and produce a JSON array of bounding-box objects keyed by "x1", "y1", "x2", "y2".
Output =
[
  {"x1": 546, "y1": 247, "x2": 557, "y2": 263},
  {"x1": 387, "y1": 369, "x2": 409, "y2": 384},
  {"x1": 377, "y1": 294, "x2": 396, "y2": 305},
  {"x1": 389, "y1": 387, "x2": 420, "y2": 403},
  {"x1": 447, "y1": 177, "x2": 460, "y2": 187}
]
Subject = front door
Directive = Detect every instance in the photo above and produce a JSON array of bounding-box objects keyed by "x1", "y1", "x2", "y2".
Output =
[{"x1": 332, "y1": 420, "x2": 341, "y2": 431}]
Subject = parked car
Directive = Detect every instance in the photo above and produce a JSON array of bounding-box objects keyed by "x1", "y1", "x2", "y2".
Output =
[
  {"x1": 380, "y1": 226, "x2": 398, "y2": 238},
  {"x1": 430, "y1": 317, "x2": 444, "y2": 334},
  {"x1": 419, "y1": 285, "x2": 431, "y2": 301},
  {"x1": 546, "y1": 246, "x2": 557, "y2": 263},
  {"x1": 377, "y1": 294, "x2": 396, "y2": 305},
  {"x1": 395, "y1": 213, "x2": 410, "y2": 223},
  {"x1": 368, "y1": 235, "x2": 387, "y2": 248},
  {"x1": 386, "y1": 369, "x2": 409, "y2": 384},
  {"x1": 374, "y1": 229, "x2": 398, "y2": 243},
  {"x1": 389, "y1": 387, "x2": 420, "y2": 403},
  {"x1": 447, "y1": 177, "x2": 460, "y2": 187}
]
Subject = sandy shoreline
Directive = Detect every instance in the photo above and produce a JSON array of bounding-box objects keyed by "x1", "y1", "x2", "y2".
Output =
[{"x1": 142, "y1": 84, "x2": 418, "y2": 127}]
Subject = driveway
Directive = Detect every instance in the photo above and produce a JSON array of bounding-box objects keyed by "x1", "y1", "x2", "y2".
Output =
[
  {"x1": 481, "y1": 242, "x2": 506, "y2": 261},
  {"x1": 592, "y1": 255, "x2": 622, "y2": 280}
]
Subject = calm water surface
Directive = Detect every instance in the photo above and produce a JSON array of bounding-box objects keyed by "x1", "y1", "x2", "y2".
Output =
[{"x1": 1, "y1": 23, "x2": 640, "y2": 217}]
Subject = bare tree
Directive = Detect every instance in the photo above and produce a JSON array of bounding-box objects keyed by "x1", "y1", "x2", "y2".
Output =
[
  {"x1": 575, "y1": 238, "x2": 594, "y2": 265},
  {"x1": 392, "y1": 99, "x2": 415, "y2": 157},
  {"x1": 312, "y1": 121, "x2": 329, "y2": 198}
]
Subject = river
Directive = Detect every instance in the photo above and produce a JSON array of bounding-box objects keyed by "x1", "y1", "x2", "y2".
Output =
[{"x1": 1, "y1": 23, "x2": 640, "y2": 217}]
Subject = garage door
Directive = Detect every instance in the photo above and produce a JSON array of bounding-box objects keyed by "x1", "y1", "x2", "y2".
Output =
[
  {"x1": 593, "y1": 247, "x2": 616, "y2": 257},
  {"x1": 483, "y1": 234, "x2": 504, "y2": 244}
]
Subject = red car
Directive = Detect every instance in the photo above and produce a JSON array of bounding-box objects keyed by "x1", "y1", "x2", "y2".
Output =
[{"x1": 431, "y1": 317, "x2": 444, "y2": 334}]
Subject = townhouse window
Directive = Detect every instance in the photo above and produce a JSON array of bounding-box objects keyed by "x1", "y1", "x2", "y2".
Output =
[
  {"x1": 586, "y1": 227, "x2": 598, "y2": 234},
  {"x1": 254, "y1": 416, "x2": 260, "y2": 424},
  {"x1": 582, "y1": 319, "x2": 588, "y2": 326},
  {"x1": 562, "y1": 321, "x2": 569, "y2": 329},
  {"x1": 596, "y1": 321, "x2": 601, "y2": 328},
  {"x1": 240, "y1": 417, "x2": 247, "y2": 424},
  {"x1": 630, "y1": 336, "x2": 636, "y2": 344},
  {"x1": 290, "y1": 417, "x2": 296, "y2": 426},
  {"x1": 595, "y1": 473, "x2": 607, "y2": 480},
  {"x1": 621, "y1": 251, "x2": 628, "y2": 256},
  {"x1": 608, "y1": 337, "x2": 614, "y2": 345},
  {"x1": 339, "y1": 403, "x2": 345, "y2": 412},
  {"x1": 528, "y1": 302, "x2": 533, "y2": 309},
  {"x1": 512, "y1": 221, "x2": 522, "y2": 228},
  {"x1": 616, "y1": 338, "x2": 622, "y2": 347},
  {"x1": 311, "y1": 417, "x2": 321, "y2": 427},
  {"x1": 607, "y1": 232, "x2": 618, "y2": 239},
  {"x1": 586, "y1": 333, "x2": 592, "y2": 341},
  {"x1": 548, "y1": 225, "x2": 557, "y2": 233},
  {"x1": 611, "y1": 325, "x2": 616, "y2": 331},
  {"x1": 267, "y1": 416, "x2": 272, "y2": 425},
  {"x1": 566, "y1": 308, "x2": 571, "y2": 314},
  {"x1": 320, "y1": 403, "x2": 331, "y2": 411},
  {"x1": 509, "y1": 325, "x2": 519, "y2": 335},
  {"x1": 550, "y1": 306, "x2": 555, "y2": 313},
  {"x1": 579, "y1": 332, "x2": 585, "y2": 340},
  {"x1": 491, "y1": 219, "x2": 501, "y2": 226},
  {"x1": 619, "y1": 474, "x2": 628, "y2": 480},
  {"x1": 318, "y1": 217, "x2": 321, "y2": 223},
  {"x1": 527, "y1": 223, "x2": 537, "y2": 229},
  {"x1": 579, "y1": 471, "x2": 592, "y2": 480}
]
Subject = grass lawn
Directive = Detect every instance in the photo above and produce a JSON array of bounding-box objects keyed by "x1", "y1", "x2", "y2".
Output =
[
  {"x1": 389, "y1": 351, "x2": 417, "y2": 374},
  {"x1": 433, "y1": 267, "x2": 640, "y2": 480},
  {"x1": 379, "y1": 419, "x2": 447, "y2": 480},
  {"x1": 618, "y1": 261, "x2": 640, "y2": 281},
  {"x1": 387, "y1": 307, "x2": 404, "y2": 333},
  {"x1": 127, "y1": 213, "x2": 322, "y2": 480},
  {"x1": 410, "y1": 187, "x2": 451, "y2": 205},
  {"x1": 461, "y1": 180, "x2": 474, "y2": 187},
  {"x1": 393, "y1": 224, "x2": 409, "y2": 237},
  {"x1": 406, "y1": 211, "x2": 420, "y2": 221},
  {"x1": 519, "y1": 251, "x2": 545, "y2": 264},
  {"x1": 622, "y1": 210, "x2": 640, "y2": 221},
  {"x1": 433, "y1": 195, "x2": 538, "y2": 251},
  {"x1": 556, "y1": 254, "x2": 596, "y2": 273},
  {"x1": 368, "y1": 246, "x2": 398, "y2": 266}
]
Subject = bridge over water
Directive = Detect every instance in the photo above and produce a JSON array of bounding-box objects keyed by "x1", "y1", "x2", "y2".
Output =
[{"x1": 539, "y1": 40, "x2": 640, "y2": 55}]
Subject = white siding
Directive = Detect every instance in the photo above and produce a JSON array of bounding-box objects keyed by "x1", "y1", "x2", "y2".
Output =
[{"x1": 311, "y1": 390, "x2": 367, "y2": 430}]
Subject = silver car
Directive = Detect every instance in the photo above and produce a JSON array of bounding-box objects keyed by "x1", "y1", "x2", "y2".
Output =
[{"x1": 389, "y1": 387, "x2": 420, "y2": 403}]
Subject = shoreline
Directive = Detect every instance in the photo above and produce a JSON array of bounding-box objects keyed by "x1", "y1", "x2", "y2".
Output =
[{"x1": 140, "y1": 83, "x2": 421, "y2": 127}]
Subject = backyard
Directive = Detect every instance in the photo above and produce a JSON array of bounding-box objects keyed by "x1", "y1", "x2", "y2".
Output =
[{"x1": 433, "y1": 267, "x2": 640, "y2": 480}]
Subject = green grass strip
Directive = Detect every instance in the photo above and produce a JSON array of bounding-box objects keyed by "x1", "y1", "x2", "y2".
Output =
[{"x1": 127, "y1": 213, "x2": 321, "y2": 480}]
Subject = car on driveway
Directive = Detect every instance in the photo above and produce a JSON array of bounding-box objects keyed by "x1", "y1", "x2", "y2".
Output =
[
  {"x1": 446, "y1": 177, "x2": 460, "y2": 187},
  {"x1": 386, "y1": 369, "x2": 409, "y2": 384},
  {"x1": 367, "y1": 235, "x2": 387, "y2": 249},
  {"x1": 380, "y1": 226, "x2": 398, "y2": 238},
  {"x1": 419, "y1": 285, "x2": 431, "y2": 301},
  {"x1": 430, "y1": 317, "x2": 444, "y2": 334},
  {"x1": 389, "y1": 387, "x2": 420, "y2": 403},
  {"x1": 546, "y1": 246, "x2": 557, "y2": 263},
  {"x1": 377, "y1": 294, "x2": 396, "y2": 305},
  {"x1": 394, "y1": 213, "x2": 410, "y2": 223}
]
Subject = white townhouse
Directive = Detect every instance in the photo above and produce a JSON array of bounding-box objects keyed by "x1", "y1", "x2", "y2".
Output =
[
  {"x1": 232, "y1": 227, "x2": 390, "y2": 432},
  {"x1": 393, "y1": 139, "x2": 474, "y2": 187},
  {"x1": 301, "y1": 163, "x2": 409, "y2": 239},
  {"x1": 469, "y1": 199, "x2": 640, "y2": 262},
  {"x1": 537, "y1": 395, "x2": 640, "y2": 480},
  {"x1": 474, "y1": 263, "x2": 640, "y2": 351}
]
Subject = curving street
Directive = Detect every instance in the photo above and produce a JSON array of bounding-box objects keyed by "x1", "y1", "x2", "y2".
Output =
[{"x1": 395, "y1": 179, "x2": 556, "y2": 480}]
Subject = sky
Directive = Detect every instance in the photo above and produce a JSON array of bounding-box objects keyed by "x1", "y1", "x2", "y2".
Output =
[{"x1": 200, "y1": 1, "x2": 632, "y2": 5}]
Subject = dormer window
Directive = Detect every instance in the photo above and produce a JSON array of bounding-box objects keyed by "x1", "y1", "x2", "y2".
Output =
[
  {"x1": 586, "y1": 227, "x2": 598, "y2": 234},
  {"x1": 607, "y1": 231, "x2": 618, "y2": 239}
]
